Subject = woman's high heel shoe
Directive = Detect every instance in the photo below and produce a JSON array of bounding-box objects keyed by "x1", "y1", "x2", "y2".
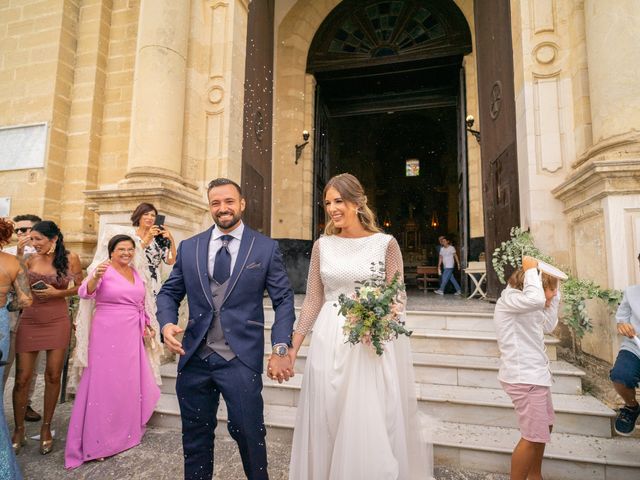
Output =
[
  {"x1": 39, "y1": 438, "x2": 53, "y2": 455},
  {"x1": 39, "y1": 423, "x2": 53, "y2": 455},
  {"x1": 11, "y1": 427, "x2": 26, "y2": 454}
]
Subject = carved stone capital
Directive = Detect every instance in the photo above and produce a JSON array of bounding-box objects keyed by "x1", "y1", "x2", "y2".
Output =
[
  {"x1": 573, "y1": 130, "x2": 640, "y2": 168},
  {"x1": 85, "y1": 183, "x2": 206, "y2": 216},
  {"x1": 123, "y1": 166, "x2": 197, "y2": 188},
  {"x1": 84, "y1": 181, "x2": 208, "y2": 245},
  {"x1": 553, "y1": 158, "x2": 640, "y2": 217}
]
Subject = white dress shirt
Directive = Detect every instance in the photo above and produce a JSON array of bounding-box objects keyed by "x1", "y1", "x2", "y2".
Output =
[
  {"x1": 207, "y1": 222, "x2": 244, "y2": 278},
  {"x1": 616, "y1": 284, "x2": 640, "y2": 359},
  {"x1": 493, "y1": 268, "x2": 560, "y2": 386}
]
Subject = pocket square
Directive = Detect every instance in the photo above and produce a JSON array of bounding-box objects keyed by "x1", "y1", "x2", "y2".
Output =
[{"x1": 245, "y1": 262, "x2": 262, "y2": 270}]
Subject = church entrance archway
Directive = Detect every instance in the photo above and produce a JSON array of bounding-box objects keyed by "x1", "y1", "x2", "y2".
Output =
[{"x1": 307, "y1": 0, "x2": 473, "y2": 289}]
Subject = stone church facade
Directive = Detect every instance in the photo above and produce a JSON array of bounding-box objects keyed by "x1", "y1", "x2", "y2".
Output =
[{"x1": 1, "y1": 0, "x2": 639, "y2": 364}]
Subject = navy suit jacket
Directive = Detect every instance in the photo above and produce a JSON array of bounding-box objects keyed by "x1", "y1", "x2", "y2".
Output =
[{"x1": 156, "y1": 225, "x2": 296, "y2": 373}]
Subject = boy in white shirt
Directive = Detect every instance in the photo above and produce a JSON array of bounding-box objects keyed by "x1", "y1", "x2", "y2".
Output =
[
  {"x1": 609, "y1": 252, "x2": 640, "y2": 435},
  {"x1": 493, "y1": 256, "x2": 560, "y2": 480}
]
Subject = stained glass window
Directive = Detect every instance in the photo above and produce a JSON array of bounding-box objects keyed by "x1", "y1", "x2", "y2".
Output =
[
  {"x1": 405, "y1": 159, "x2": 420, "y2": 177},
  {"x1": 327, "y1": 1, "x2": 446, "y2": 57}
]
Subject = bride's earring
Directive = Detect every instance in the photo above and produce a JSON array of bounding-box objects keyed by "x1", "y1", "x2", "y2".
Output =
[{"x1": 47, "y1": 241, "x2": 56, "y2": 255}]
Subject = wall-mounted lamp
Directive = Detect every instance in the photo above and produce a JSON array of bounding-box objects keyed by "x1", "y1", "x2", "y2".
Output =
[
  {"x1": 430, "y1": 210, "x2": 439, "y2": 228},
  {"x1": 295, "y1": 130, "x2": 310, "y2": 164},
  {"x1": 465, "y1": 115, "x2": 481, "y2": 144}
]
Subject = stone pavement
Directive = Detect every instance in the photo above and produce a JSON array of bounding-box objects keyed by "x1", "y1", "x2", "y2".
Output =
[{"x1": 4, "y1": 376, "x2": 508, "y2": 480}]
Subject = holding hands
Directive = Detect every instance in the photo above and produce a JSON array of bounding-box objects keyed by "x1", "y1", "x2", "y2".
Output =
[{"x1": 267, "y1": 348, "x2": 295, "y2": 384}]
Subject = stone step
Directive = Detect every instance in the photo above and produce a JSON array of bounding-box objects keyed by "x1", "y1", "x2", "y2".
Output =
[
  {"x1": 260, "y1": 321, "x2": 559, "y2": 359},
  {"x1": 255, "y1": 348, "x2": 584, "y2": 395},
  {"x1": 150, "y1": 396, "x2": 640, "y2": 479},
  {"x1": 160, "y1": 347, "x2": 581, "y2": 397},
  {"x1": 435, "y1": 422, "x2": 640, "y2": 480},
  {"x1": 157, "y1": 368, "x2": 613, "y2": 438},
  {"x1": 257, "y1": 377, "x2": 612, "y2": 438},
  {"x1": 418, "y1": 383, "x2": 615, "y2": 439},
  {"x1": 264, "y1": 306, "x2": 497, "y2": 332},
  {"x1": 404, "y1": 310, "x2": 496, "y2": 332},
  {"x1": 151, "y1": 393, "x2": 295, "y2": 443},
  {"x1": 412, "y1": 353, "x2": 582, "y2": 394}
]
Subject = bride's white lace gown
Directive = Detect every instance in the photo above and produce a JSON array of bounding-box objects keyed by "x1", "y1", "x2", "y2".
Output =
[{"x1": 289, "y1": 233, "x2": 433, "y2": 480}]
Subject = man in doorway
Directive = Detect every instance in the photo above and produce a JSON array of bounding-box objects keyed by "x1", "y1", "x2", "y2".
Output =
[
  {"x1": 157, "y1": 178, "x2": 296, "y2": 479},
  {"x1": 609, "y1": 252, "x2": 640, "y2": 435},
  {"x1": 3, "y1": 214, "x2": 42, "y2": 422},
  {"x1": 435, "y1": 234, "x2": 462, "y2": 296}
]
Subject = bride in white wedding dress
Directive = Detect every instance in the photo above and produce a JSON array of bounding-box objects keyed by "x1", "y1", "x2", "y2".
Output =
[{"x1": 288, "y1": 173, "x2": 433, "y2": 480}]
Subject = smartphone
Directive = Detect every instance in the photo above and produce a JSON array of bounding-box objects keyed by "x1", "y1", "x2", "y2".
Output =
[
  {"x1": 31, "y1": 280, "x2": 48, "y2": 290},
  {"x1": 154, "y1": 214, "x2": 166, "y2": 228}
]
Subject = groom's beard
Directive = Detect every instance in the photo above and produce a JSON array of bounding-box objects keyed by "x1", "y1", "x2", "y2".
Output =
[{"x1": 213, "y1": 211, "x2": 242, "y2": 230}]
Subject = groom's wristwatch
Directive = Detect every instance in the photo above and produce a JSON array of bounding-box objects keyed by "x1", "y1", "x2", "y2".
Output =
[{"x1": 272, "y1": 343, "x2": 289, "y2": 357}]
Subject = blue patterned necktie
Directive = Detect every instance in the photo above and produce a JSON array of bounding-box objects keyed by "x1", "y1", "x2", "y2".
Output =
[{"x1": 213, "y1": 235, "x2": 233, "y2": 284}]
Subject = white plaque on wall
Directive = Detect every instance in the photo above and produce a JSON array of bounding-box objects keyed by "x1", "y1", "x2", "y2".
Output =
[
  {"x1": 0, "y1": 197, "x2": 10, "y2": 217},
  {"x1": 0, "y1": 123, "x2": 48, "y2": 171}
]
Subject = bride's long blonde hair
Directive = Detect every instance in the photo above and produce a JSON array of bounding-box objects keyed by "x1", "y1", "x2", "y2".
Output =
[{"x1": 323, "y1": 173, "x2": 381, "y2": 236}]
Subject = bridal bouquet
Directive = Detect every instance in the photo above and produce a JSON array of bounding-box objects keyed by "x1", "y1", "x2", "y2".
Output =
[{"x1": 337, "y1": 262, "x2": 412, "y2": 356}]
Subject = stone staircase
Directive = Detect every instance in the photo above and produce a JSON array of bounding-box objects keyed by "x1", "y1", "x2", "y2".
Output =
[{"x1": 151, "y1": 307, "x2": 640, "y2": 479}]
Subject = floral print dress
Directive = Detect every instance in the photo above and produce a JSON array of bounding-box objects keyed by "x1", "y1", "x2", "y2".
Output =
[{"x1": 142, "y1": 238, "x2": 170, "y2": 297}]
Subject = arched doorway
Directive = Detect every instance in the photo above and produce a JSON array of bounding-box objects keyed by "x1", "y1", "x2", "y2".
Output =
[{"x1": 307, "y1": 0, "x2": 472, "y2": 287}]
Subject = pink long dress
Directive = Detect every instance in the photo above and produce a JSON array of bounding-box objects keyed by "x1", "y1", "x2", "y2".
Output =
[{"x1": 64, "y1": 267, "x2": 160, "y2": 469}]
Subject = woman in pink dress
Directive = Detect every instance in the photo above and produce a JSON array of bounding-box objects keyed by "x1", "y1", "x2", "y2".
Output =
[{"x1": 64, "y1": 234, "x2": 160, "y2": 469}]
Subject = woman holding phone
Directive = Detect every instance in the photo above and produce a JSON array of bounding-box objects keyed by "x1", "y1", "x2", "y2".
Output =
[
  {"x1": 131, "y1": 203, "x2": 176, "y2": 297},
  {"x1": 12, "y1": 220, "x2": 83, "y2": 455}
]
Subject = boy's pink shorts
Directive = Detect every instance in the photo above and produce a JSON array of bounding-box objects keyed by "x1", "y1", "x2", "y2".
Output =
[{"x1": 501, "y1": 382, "x2": 555, "y2": 443}]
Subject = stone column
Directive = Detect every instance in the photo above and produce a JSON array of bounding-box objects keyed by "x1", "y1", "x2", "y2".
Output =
[
  {"x1": 85, "y1": 0, "x2": 207, "y2": 266},
  {"x1": 584, "y1": 0, "x2": 640, "y2": 145},
  {"x1": 553, "y1": 1, "x2": 640, "y2": 364},
  {"x1": 125, "y1": 0, "x2": 190, "y2": 184}
]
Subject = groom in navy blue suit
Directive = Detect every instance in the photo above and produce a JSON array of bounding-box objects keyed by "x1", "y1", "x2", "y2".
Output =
[{"x1": 157, "y1": 178, "x2": 296, "y2": 479}]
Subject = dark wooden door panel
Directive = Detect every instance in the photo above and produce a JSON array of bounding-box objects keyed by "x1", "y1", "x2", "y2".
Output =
[
  {"x1": 313, "y1": 87, "x2": 331, "y2": 239},
  {"x1": 241, "y1": 0, "x2": 274, "y2": 234},
  {"x1": 474, "y1": 0, "x2": 520, "y2": 298},
  {"x1": 242, "y1": 163, "x2": 264, "y2": 233},
  {"x1": 457, "y1": 66, "x2": 469, "y2": 292}
]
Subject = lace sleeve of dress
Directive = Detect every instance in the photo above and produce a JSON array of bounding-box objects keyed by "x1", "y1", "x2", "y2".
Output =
[
  {"x1": 385, "y1": 237, "x2": 407, "y2": 313},
  {"x1": 294, "y1": 240, "x2": 325, "y2": 337}
]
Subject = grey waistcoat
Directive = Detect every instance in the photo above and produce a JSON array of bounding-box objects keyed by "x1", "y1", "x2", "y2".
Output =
[{"x1": 197, "y1": 275, "x2": 236, "y2": 361}]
